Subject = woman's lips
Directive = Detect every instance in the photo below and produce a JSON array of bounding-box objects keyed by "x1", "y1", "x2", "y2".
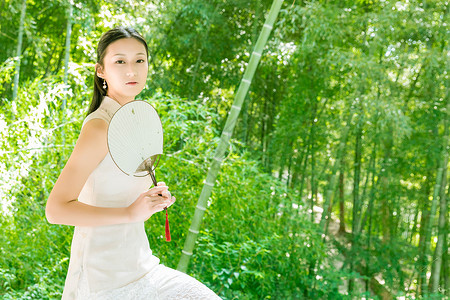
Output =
[{"x1": 126, "y1": 82, "x2": 138, "y2": 85}]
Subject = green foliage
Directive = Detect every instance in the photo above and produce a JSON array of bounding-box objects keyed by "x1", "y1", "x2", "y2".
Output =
[
  {"x1": 0, "y1": 63, "x2": 92, "y2": 298},
  {"x1": 0, "y1": 72, "x2": 342, "y2": 299},
  {"x1": 1, "y1": 0, "x2": 449, "y2": 298}
]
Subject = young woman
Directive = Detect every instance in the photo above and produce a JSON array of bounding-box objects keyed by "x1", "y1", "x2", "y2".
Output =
[{"x1": 46, "y1": 27, "x2": 221, "y2": 300}]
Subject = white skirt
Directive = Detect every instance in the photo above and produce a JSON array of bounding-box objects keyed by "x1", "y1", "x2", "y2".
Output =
[{"x1": 77, "y1": 264, "x2": 222, "y2": 300}]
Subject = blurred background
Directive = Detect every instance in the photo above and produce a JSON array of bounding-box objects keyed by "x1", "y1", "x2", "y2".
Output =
[{"x1": 0, "y1": 0, "x2": 448, "y2": 299}]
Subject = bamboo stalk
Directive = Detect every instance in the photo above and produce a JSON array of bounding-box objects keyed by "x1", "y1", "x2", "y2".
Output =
[
  {"x1": 430, "y1": 92, "x2": 450, "y2": 293},
  {"x1": 431, "y1": 150, "x2": 448, "y2": 292},
  {"x1": 422, "y1": 97, "x2": 449, "y2": 294},
  {"x1": 177, "y1": 0, "x2": 284, "y2": 273},
  {"x1": 319, "y1": 111, "x2": 353, "y2": 234},
  {"x1": 63, "y1": 1, "x2": 73, "y2": 110},
  {"x1": 62, "y1": 2, "x2": 73, "y2": 145},
  {"x1": 338, "y1": 169, "x2": 346, "y2": 234},
  {"x1": 12, "y1": 0, "x2": 27, "y2": 104}
]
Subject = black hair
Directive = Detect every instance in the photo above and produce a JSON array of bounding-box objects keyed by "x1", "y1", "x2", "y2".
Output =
[{"x1": 86, "y1": 27, "x2": 149, "y2": 116}]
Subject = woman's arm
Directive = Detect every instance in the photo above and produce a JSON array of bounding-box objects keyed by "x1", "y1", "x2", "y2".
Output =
[{"x1": 45, "y1": 119, "x2": 173, "y2": 227}]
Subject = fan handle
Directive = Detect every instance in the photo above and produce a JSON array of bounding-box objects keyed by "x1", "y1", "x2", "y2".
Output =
[{"x1": 148, "y1": 160, "x2": 171, "y2": 242}]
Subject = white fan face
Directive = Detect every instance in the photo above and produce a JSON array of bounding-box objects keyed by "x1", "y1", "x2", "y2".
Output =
[{"x1": 107, "y1": 100, "x2": 163, "y2": 176}]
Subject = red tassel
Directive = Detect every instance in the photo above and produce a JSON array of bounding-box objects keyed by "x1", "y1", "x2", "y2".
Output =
[{"x1": 165, "y1": 208, "x2": 171, "y2": 242}]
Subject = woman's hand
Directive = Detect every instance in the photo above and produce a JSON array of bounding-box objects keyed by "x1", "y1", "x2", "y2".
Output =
[{"x1": 127, "y1": 182, "x2": 176, "y2": 222}]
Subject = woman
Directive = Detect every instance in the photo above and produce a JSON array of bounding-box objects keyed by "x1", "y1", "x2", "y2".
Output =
[{"x1": 46, "y1": 27, "x2": 221, "y2": 300}]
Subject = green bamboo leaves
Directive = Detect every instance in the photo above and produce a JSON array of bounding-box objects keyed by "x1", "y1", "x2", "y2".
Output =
[{"x1": 177, "y1": 0, "x2": 285, "y2": 273}]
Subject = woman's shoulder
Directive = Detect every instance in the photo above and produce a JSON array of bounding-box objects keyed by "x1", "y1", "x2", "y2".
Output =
[
  {"x1": 82, "y1": 97, "x2": 121, "y2": 128},
  {"x1": 82, "y1": 108, "x2": 110, "y2": 128}
]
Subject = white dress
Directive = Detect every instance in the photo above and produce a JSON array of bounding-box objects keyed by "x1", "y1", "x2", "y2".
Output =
[{"x1": 62, "y1": 96, "x2": 221, "y2": 300}]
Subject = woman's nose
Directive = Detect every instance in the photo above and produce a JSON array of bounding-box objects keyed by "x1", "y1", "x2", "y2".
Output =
[{"x1": 126, "y1": 66, "x2": 137, "y2": 77}]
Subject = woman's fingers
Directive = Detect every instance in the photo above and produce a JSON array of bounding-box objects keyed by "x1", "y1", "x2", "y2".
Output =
[
  {"x1": 161, "y1": 189, "x2": 171, "y2": 199},
  {"x1": 145, "y1": 185, "x2": 168, "y2": 196},
  {"x1": 147, "y1": 185, "x2": 173, "y2": 199},
  {"x1": 146, "y1": 195, "x2": 172, "y2": 204},
  {"x1": 147, "y1": 196, "x2": 172, "y2": 211},
  {"x1": 142, "y1": 183, "x2": 175, "y2": 210}
]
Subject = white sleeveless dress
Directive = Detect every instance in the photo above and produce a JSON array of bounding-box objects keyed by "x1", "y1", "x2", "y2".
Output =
[{"x1": 62, "y1": 96, "x2": 221, "y2": 300}]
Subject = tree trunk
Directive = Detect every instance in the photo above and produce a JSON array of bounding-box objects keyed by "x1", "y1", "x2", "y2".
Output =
[
  {"x1": 265, "y1": 88, "x2": 278, "y2": 174},
  {"x1": 12, "y1": 0, "x2": 27, "y2": 104},
  {"x1": 63, "y1": 1, "x2": 73, "y2": 98},
  {"x1": 338, "y1": 168, "x2": 346, "y2": 234},
  {"x1": 261, "y1": 96, "x2": 267, "y2": 165},
  {"x1": 295, "y1": 141, "x2": 309, "y2": 195},
  {"x1": 310, "y1": 142, "x2": 315, "y2": 222},
  {"x1": 319, "y1": 111, "x2": 353, "y2": 234},
  {"x1": 44, "y1": 43, "x2": 58, "y2": 77},
  {"x1": 430, "y1": 96, "x2": 450, "y2": 293},
  {"x1": 177, "y1": 0, "x2": 284, "y2": 273},
  {"x1": 349, "y1": 112, "x2": 363, "y2": 293},
  {"x1": 54, "y1": 38, "x2": 66, "y2": 75},
  {"x1": 365, "y1": 162, "x2": 377, "y2": 293},
  {"x1": 408, "y1": 202, "x2": 420, "y2": 244},
  {"x1": 61, "y1": 1, "x2": 73, "y2": 145},
  {"x1": 380, "y1": 130, "x2": 393, "y2": 243},
  {"x1": 352, "y1": 114, "x2": 363, "y2": 235},
  {"x1": 430, "y1": 154, "x2": 447, "y2": 293},
  {"x1": 358, "y1": 143, "x2": 376, "y2": 232},
  {"x1": 444, "y1": 226, "x2": 449, "y2": 297},
  {"x1": 241, "y1": 3, "x2": 263, "y2": 144},
  {"x1": 362, "y1": 136, "x2": 379, "y2": 293},
  {"x1": 310, "y1": 99, "x2": 318, "y2": 222},
  {"x1": 417, "y1": 171, "x2": 432, "y2": 297},
  {"x1": 245, "y1": 96, "x2": 256, "y2": 144},
  {"x1": 189, "y1": 5, "x2": 219, "y2": 99},
  {"x1": 287, "y1": 151, "x2": 293, "y2": 187},
  {"x1": 421, "y1": 129, "x2": 448, "y2": 294},
  {"x1": 190, "y1": 48, "x2": 203, "y2": 98}
]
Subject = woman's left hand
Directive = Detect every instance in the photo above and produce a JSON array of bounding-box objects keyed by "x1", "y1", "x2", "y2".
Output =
[{"x1": 156, "y1": 181, "x2": 176, "y2": 208}]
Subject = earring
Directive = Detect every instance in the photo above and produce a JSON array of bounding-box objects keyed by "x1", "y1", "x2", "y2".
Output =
[{"x1": 103, "y1": 79, "x2": 107, "y2": 89}]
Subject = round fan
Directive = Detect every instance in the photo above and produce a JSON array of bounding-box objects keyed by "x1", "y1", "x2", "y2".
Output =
[
  {"x1": 107, "y1": 100, "x2": 163, "y2": 178},
  {"x1": 107, "y1": 100, "x2": 171, "y2": 241}
]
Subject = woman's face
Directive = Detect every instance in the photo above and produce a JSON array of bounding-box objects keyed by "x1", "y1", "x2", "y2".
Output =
[{"x1": 97, "y1": 38, "x2": 148, "y2": 103}]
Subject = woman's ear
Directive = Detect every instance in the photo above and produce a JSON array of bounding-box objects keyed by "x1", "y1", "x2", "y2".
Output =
[{"x1": 95, "y1": 63, "x2": 104, "y2": 78}]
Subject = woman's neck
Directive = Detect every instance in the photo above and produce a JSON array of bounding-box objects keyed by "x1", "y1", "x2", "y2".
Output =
[{"x1": 106, "y1": 93, "x2": 135, "y2": 106}]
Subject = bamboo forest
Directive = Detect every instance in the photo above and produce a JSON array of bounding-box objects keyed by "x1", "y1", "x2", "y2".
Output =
[{"x1": 0, "y1": 0, "x2": 448, "y2": 299}]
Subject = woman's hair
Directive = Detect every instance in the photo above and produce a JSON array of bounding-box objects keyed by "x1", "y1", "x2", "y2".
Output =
[{"x1": 86, "y1": 27, "x2": 149, "y2": 116}]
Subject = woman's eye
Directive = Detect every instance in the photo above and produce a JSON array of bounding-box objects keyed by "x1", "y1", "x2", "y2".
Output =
[
  {"x1": 115, "y1": 60, "x2": 125, "y2": 64},
  {"x1": 137, "y1": 59, "x2": 145, "y2": 63}
]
